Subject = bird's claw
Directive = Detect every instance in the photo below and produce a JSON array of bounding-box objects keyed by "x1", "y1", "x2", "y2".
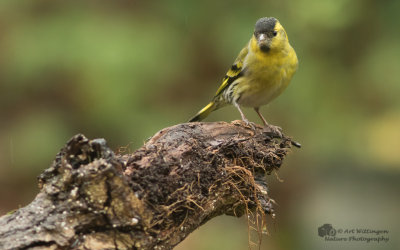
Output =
[
  {"x1": 263, "y1": 125, "x2": 302, "y2": 148},
  {"x1": 263, "y1": 124, "x2": 283, "y2": 138},
  {"x1": 233, "y1": 119, "x2": 257, "y2": 130},
  {"x1": 243, "y1": 119, "x2": 258, "y2": 130}
]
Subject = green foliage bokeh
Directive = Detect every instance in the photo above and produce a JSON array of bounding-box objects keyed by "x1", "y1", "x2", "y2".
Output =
[{"x1": 0, "y1": 1, "x2": 399, "y2": 249}]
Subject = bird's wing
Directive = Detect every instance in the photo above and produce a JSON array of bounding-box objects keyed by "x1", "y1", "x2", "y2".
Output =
[{"x1": 214, "y1": 44, "x2": 249, "y2": 97}]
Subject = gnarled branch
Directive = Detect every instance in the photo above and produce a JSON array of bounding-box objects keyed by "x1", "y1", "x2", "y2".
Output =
[{"x1": 0, "y1": 121, "x2": 298, "y2": 249}]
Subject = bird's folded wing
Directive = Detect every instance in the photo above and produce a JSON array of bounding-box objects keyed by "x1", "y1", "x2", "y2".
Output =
[{"x1": 214, "y1": 44, "x2": 249, "y2": 97}]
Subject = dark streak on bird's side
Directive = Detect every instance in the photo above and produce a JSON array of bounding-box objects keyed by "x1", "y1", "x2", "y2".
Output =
[
  {"x1": 218, "y1": 70, "x2": 245, "y2": 103},
  {"x1": 231, "y1": 64, "x2": 239, "y2": 71},
  {"x1": 224, "y1": 70, "x2": 243, "y2": 86}
]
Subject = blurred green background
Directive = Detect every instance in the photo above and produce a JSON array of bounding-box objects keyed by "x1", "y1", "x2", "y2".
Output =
[{"x1": 0, "y1": 0, "x2": 399, "y2": 249}]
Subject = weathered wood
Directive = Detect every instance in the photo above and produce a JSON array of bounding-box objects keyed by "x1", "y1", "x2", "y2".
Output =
[{"x1": 0, "y1": 121, "x2": 297, "y2": 249}]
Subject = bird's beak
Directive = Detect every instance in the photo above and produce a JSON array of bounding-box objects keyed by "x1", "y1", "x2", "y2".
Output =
[
  {"x1": 257, "y1": 33, "x2": 270, "y2": 52},
  {"x1": 258, "y1": 33, "x2": 266, "y2": 42}
]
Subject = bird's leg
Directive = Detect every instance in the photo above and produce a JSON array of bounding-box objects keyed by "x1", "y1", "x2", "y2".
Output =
[
  {"x1": 254, "y1": 107, "x2": 268, "y2": 126},
  {"x1": 233, "y1": 101, "x2": 254, "y2": 128},
  {"x1": 233, "y1": 101, "x2": 248, "y2": 122},
  {"x1": 254, "y1": 107, "x2": 282, "y2": 137}
]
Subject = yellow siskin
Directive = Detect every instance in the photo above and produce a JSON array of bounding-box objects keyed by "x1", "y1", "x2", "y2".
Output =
[{"x1": 189, "y1": 17, "x2": 298, "y2": 133}]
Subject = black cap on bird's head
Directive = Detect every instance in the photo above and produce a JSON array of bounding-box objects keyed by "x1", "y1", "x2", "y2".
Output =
[
  {"x1": 254, "y1": 17, "x2": 278, "y2": 52},
  {"x1": 255, "y1": 17, "x2": 277, "y2": 34}
]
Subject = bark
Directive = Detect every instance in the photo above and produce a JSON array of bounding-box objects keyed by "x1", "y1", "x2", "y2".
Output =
[{"x1": 0, "y1": 121, "x2": 299, "y2": 250}]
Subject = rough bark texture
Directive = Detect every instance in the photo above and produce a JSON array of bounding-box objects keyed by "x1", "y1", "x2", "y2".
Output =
[{"x1": 0, "y1": 121, "x2": 298, "y2": 250}]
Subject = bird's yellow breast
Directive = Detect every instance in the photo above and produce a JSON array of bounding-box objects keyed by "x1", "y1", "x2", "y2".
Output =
[{"x1": 234, "y1": 38, "x2": 298, "y2": 108}]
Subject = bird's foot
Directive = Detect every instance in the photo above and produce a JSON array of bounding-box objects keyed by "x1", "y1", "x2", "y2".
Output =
[
  {"x1": 232, "y1": 119, "x2": 258, "y2": 130},
  {"x1": 263, "y1": 124, "x2": 283, "y2": 138},
  {"x1": 243, "y1": 119, "x2": 258, "y2": 130}
]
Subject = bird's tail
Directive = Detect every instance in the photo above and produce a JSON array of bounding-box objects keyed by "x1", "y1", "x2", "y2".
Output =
[{"x1": 189, "y1": 102, "x2": 217, "y2": 122}]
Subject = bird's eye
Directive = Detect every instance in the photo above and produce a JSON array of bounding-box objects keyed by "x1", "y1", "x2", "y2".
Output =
[{"x1": 272, "y1": 30, "x2": 278, "y2": 37}]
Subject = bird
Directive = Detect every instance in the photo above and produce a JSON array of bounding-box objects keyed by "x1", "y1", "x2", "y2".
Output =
[{"x1": 189, "y1": 17, "x2": 298, "y2": 135}]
